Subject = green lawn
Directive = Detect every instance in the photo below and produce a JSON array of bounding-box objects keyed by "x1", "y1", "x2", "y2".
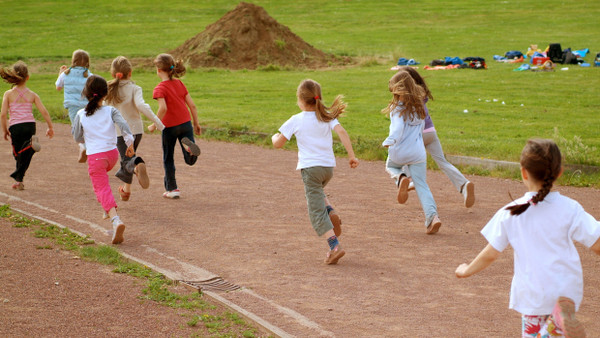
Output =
[{"x1": 1, "y1": 0, "x2": 599, "y2": 179}]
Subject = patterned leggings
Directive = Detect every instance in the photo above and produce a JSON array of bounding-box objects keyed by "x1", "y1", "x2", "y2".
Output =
[{"x1": 522, "y1": 314, "x2": 563, "y2": 337}]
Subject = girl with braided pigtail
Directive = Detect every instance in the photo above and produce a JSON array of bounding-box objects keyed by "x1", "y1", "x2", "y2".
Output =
[{"x1": 456, "y1": 139, "x2": 600, "y2": 337}]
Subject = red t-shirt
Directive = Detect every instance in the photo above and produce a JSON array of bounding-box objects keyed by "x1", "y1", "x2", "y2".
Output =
[{"x1": 152, "y1": 79, "x2": 190, "y2": 128}]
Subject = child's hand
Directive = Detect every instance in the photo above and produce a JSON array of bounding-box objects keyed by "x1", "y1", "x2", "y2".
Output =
[
  {"x1": 59, "y1": 65, "x2": 68, "y2": 73},
  {"x1": 147, "y1": 123, "x2": 156, "y2": 132},
  {"x1": 349, "y1": 157, "x2": 359, "y2": 168},
  {"x1": 193, "y1": 123, "x2": 202, "y2": 135},
  {"x1": 126, "y1": 144, "x2": 135, "y2": 157},
  {"x1": 455, "y1": 263, "x2": 470, "y2": 278},
  {"x1": 3, "y1": 130, "x2": 10, "y2": 141},
  {"x1": 46, "y1": 128, "x2": 54, "y2": 139}
]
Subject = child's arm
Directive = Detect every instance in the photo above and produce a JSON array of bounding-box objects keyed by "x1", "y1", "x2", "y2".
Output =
[
  {"x1": 333, "y1": 124, "x2": 359, "y2": 168},
  {"x1": 111, "y1": 107, "x2": 135, "y2": 156},
  {"x1": 592, "y1": 237, "x2": 600, "y2": 255},
  {"x1": 455, "y1": 243, "x2": 501, "y2": 278},
  {"x1": 133, "y1": 86, "x2": 165, "y2": 132},
  {"x1": 149, "y1": 97, "x2": 168, "y2": 132},
  {"x1": 271, "y1": 133, "x2": 288, "y2": 149},
  {"x1": 1, "y1": 92, "x2": 9, "y2": 140},
  {"x1": 184, "y1": 94, "x2": 202, "y2": 135},
  {"x1": 55, "y1": 66, "x2": 67, "y2": 91},
  {"x1": 32, "y1": 93, "x2": 54, "y2": 139},
  {"x1": 71, "y1": 113, "x2": 85, "y2": 143}
]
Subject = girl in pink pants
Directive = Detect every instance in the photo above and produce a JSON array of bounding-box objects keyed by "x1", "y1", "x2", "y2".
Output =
[{"x1": 71, "y1": 75, "x2": 134, "y2": 244}]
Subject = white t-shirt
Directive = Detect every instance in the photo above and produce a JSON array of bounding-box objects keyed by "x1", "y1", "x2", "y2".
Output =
[
  {"x1": 481, "y1": 191, "x2": 600, "y2": 315},
  {"x1": 72, "y1": 106, "x2": 133, "y2": 155},
  {"x1": 279, "y1": 111, "x2": 339, "y2": 170}
]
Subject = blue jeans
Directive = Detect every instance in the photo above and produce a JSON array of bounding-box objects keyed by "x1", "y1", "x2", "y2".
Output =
[
  {"x1": 386, "y1": 158, "x2": 438, "y2": 227},
  {"x1": 161, "y1": 121, "x2": 198, "y2": 191}
]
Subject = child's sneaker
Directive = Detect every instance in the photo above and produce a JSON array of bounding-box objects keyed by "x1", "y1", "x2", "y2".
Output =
[
  {"x1": 462, "y1": 181, "x2": 475, "y2": 208},
  {"x1": 407, "y1": 181, "x2": 415, "y2": 192},
  {"x1": 134, "y1": 163, "x2": 150, "y2": 189},
  {"x1": 102, "y1": 211, "x2": 109, "y2": 220},
  {"x1": 181, "y1": 137, "x2": 201, "y2": 156},
  {"x1": 397, "y1": 175, "x2": 410, "y2": 204},
  {"x1": 163, "y1": 189, "x2": 181, "y2": 199},
  {"x1": 30, "y1": 135, "x2": 41, "y2": 152},
  {"x1": 78, "y1": 144, "x2": 87, "y2": 163},
  {"x1": 552, "y1": 297, "x2": 586, "y2": 338},
  {"x1": 11, "y1": 182, "x2": 24, "y2": 190},
  {"x1": 327, "y1": 206, "x2": 342, "y2": 237},
  {"x1": 426, "y1": 215, "x2": 442, "y2": 235},
  {"x1": 118, "y1": 186, "x2": 131, "y2": 201},
  {"x1": 111, "y1": 217, "x2": 126, "y2": 245},
  {"x1": 324, "y1": 245, "x2": 345, "y2": 265}
]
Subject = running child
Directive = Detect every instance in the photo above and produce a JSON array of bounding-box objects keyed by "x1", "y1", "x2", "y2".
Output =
[
  {"x1": 1, "y1": 61, "x2": 54, "y2": 190},
  {"x1": 382, "y1": 70, "x2": 441, "y2": 234},
  {"x1": 456, "y1": 139, "x2": 600, "y2": 337},
  {"x1": 71, "y1": 75, "x2": 135, "y2": 245},
  {"x1": 149, "y1": 53, "x2": 201, "y2": 199},
  {"x1": 106, "y1": 56, "x2": 164, "y2": 201},
  {"x1": 56, "y1": 49, "x2": 93, "y2": 162},
  {"x1": 400, "y1": 66, "x2": 475, "y2": 208},
  {"x1": 272, "y1": 79, "x2": 359, "y2": 265}
]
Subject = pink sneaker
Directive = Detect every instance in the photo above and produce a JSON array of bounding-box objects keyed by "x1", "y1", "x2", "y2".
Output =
[{"x1": 552, "y1": 297, "x2": 586, "y2": 338}]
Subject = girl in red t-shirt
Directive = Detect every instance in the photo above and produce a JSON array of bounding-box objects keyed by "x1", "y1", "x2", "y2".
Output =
[{"x1": 149, "y1": 53, "x2": 202, "y2": 199}]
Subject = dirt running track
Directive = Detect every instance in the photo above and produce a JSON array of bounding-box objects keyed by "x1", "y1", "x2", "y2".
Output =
[{"x1": 1, "y1": 122, "x2": 599, "y2": 337}]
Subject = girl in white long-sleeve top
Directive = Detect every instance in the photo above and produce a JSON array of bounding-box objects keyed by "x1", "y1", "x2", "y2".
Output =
[{"x1": 72, "y1": 75, "x2": 135, "y2": 245}]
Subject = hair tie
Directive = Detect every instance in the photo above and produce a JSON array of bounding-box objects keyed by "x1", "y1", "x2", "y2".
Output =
[
  {"x1": 115, "y1": 72, "x2": 123, "y2": 79},
  {"x1": 169, "y1": 65, "x2": 174, "y2": 70},
  {"x1": 314, "y1": 95, "x2": 320, "y2": 100},
  {"x1": 93, "y1": 93, "x2": 98, "y2": 97}
]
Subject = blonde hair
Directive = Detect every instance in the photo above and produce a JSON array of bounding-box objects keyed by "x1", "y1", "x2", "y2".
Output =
[
  {"x1": 64, "y1": 49, "x2": 90, "y2": 77},
  {"x1": 106, "y1": 56, "x2": 133, "y2": 105},
  {"x1": 0, "y1": 61, "x2": 28, "y2": 87},
  {"x1": 153, "y1": 53, "x2": 186, "y2": 79},
  {"x1": 297, "y1": 79, "x2": 346, "y2": 122},
  {"x1": 382, "y1": 70, "x2": 426, "y2": 120}
]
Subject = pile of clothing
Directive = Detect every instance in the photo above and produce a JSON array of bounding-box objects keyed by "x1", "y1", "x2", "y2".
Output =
[{"x1": 424, "y1": 56, "x2": 486, "y2": 70}]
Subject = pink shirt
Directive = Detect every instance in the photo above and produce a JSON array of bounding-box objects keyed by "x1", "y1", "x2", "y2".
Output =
[{"x1": 8, "y1": 88, "x2": 35, "y2": 127}]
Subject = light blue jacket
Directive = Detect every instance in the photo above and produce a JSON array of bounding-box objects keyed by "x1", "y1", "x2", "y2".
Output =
[
  {"x1": 382, "y1": 105, "x2": 426, "y2": 165},
  {"x1": 63, "y1": 67, "x2": 89, "y2": 108}
]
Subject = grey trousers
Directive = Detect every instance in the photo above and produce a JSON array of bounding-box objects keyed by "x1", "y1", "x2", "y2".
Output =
[
  {"x1": 423, "y1": 131, "x2": 468, "y2": 192},
  {"x1": 301, "y1": 166, "x2": 334, "y2": 237}
]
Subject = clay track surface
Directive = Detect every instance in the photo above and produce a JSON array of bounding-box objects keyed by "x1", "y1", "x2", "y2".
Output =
[{"x1": 1, "y1": 122, "x2": 599, "y2": 337}]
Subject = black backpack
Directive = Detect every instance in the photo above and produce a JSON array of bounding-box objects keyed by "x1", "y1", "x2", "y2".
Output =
[{"x1": 547, "y1": 43, "x2": 563, "y2": 63}]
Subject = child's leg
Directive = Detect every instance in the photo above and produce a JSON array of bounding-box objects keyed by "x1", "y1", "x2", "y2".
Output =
[
  {"x1": 522, "y1": 314, "x2": 551, "y2": 337},
  {"x1": 87, "y1": 149, "x2": 119, "y2": 213},
  {"x1": 385, "y1": 157, "x2": 407, "y2": 184},
  {"x1": 301, "y1": 167, "x2": 335, "y2": 237},
  {"x1": 175, "y1": 121, "x2": 198, "y2": 166},
  {"x1": 9, "y1": 122, "x2": 36, "y2": 183},
  {"x1": 116, "y1": 134, "x2": 146, "y2": 193},
  {"x1": 407, "y1": 162, "x2": 438, "y2": 226},
  {"x1": 423, "y1": 132, "x2": 467, "y2": 192},
  {"x1": 162, "y1": 126, "x2": 179, "y2": 191},
  {"x1": 386, "y1": 157, "x2": 410, "y2": 203},
  {"x1": 324, "y1": 196, "x2": 342, "y2": 237}
]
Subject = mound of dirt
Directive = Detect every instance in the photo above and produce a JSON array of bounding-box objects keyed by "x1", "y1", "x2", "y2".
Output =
[{"x1": 169, "y1": 2, "x2": 348, "y2": 70}]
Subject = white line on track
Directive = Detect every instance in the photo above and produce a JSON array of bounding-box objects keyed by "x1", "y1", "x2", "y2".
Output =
[{"x1": 1, "y1": 191, "x2": 335, "y2": 337}]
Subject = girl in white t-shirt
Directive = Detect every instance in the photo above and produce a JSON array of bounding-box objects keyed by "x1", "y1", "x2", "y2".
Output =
[
  {"x1": 272, "y1": 79, "x2": 359, "y2": 265},
  {"x1": 72, "y1": 75, "x2": 135, "y2": 245},
  {"x1": 456, "y1": 139, "x2": 600, "y2": 337}
]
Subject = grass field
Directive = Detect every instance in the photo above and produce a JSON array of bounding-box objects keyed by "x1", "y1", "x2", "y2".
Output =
[{"x1": 1, "y1": 0, "x2": 599, "y2": 183}]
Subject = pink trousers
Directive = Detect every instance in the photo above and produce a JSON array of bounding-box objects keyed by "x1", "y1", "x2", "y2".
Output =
[{"x1": 87, "y1": 149, "x2": 119, "y2": 213}]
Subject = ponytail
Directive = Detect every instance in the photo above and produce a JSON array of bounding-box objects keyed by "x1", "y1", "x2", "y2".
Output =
[
  {"x1": 0, "y1": 61, "x2": 28, "y2": 87},
  {"x1": 82, "y1": 75, "x2": 108, "y2": 116},
  {"x1": 154, "y1": 53, "x2": 186, "y2": 79},
  {"x1": 297, "y1": 79, "x2": 345, "y2": 123},
  {"x1": 106, "y1": 56, "x2": 132, "y2": 105}
]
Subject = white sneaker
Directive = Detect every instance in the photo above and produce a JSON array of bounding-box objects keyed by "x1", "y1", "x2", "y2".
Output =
[
  {"x1": 462, "y1": 182, "x2": 475, "y2": 208},
  {"x1": 163, "y1": 189, "x2": 181, "y2": 199},
  {"x1": 111, "y1": 217, "x2": 125, "y2": 244}
]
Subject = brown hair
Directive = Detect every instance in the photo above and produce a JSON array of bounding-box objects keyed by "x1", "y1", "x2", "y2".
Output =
[
  {"x1": 382, "y1": 70, "x2": 426, "y2": 120},
  {"x1": 153, "y1": 53, "x2": 186, "y2": 79},
  {"x1": 0, "y1": 61, "x2": 28, "y2": 87},
  {"x1": 106, "y1": 56, "x2": 133, "y2": 105},
  {"x1": 82, "y1": 75, "x2": 108, "y2": 116},
  {"x1": 505, "y1": 139, "x2": 562, "y2": 215},
  {"x1": 399, "y1": 66, "x2": 433, "y2": 101},
  {"x1": 64, "y1": 49, "x2": 90, "y2": 77},
  {"x1": 297, "y1": 79, "x2": 346, "y2": 122}
]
